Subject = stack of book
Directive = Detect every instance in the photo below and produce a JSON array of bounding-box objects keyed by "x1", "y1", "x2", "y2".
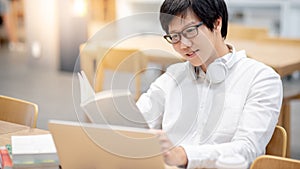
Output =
[{"x1": 11, "y1": 134, "x2": 60, "y2": 169}]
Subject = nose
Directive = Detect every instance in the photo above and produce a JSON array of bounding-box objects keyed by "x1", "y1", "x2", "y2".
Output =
[{"x1": 180, "y1": 36, "x2": 192, "y2": 49}]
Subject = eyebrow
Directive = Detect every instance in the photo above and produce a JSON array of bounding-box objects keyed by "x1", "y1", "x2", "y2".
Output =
[{"x1": 169, "y1": 21, "x2": 198, "y2": 33}]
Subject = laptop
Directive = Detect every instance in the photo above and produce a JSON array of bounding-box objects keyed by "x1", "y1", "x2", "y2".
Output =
[{"x1": 48, "y1": 120, "x2": 165, "y2": 169}]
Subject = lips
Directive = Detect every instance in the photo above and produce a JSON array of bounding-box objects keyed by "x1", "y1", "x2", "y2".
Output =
[{"x1": 185, "y1": 49, "x2": 199, "y2": 58}]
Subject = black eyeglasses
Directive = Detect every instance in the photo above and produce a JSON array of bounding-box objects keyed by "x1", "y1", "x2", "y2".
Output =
[{"x1": 164, "y1": 22, "x2": 204, "y2": 44}]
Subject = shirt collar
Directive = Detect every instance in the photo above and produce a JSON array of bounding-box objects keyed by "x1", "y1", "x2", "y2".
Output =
[{"x1": 188, "y1": 43, "x2": 245, "y2": 80}]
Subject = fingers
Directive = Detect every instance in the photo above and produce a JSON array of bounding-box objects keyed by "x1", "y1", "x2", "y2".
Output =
[
  {"x1": 150, "y1": 129, "x2": 188, "y2": 166},
  {"x1": 152, "y1": 130, "x2": 175, "y2": 155},
  {"x1": 149, "y1": 129, "x2": 164, "y2": 135}
]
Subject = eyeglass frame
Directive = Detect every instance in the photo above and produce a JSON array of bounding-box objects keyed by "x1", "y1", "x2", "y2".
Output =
[{"x1": 163, "y1": 21, "x2": 204, "y2": 44}]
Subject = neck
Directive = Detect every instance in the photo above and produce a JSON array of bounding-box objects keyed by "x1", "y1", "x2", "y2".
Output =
[
  {"x1": 201, "y1": 41, "x2": 230, "y2": 73},
  {"x1": 217, "y1": 40, "x2": 231, "y2": 57}
]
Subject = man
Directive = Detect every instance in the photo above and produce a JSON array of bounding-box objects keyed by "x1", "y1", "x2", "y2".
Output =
[{"x1": 137, "y1": 0, "x2": 282, "y2": 168}]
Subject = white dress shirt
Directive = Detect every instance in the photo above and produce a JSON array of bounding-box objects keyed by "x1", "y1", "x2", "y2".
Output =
[{"x1": 136, "y1": 45, "x2": 283, "y2": 169}]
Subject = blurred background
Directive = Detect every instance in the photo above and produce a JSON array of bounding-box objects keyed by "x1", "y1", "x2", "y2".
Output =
[{"x1": 0, "y1": 0, "x2": 299, "y2": 159}]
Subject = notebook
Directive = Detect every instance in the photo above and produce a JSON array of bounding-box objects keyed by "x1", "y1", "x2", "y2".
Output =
[{"x1": 48, "y1": 120, "x2": 165, "y2": 169}]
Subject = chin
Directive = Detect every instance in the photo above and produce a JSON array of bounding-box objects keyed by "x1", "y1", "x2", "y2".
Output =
[
  {"x1": 189, "y1": 61, "x2": 202, "y2": 67},
  {"x1": 188, "y1": 57, "x2": 202, "y2": 67}
]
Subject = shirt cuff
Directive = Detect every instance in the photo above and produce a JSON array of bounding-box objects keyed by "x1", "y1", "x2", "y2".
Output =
[{"x1": 180, "y1": 144, "x2": 219, "y2": 169}]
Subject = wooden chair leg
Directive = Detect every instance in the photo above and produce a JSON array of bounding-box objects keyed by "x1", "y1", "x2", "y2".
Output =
[
  {"x1": 278, "y1": 105, "x2": 284, "y2": 126},
  {"x1": 279, "y1": 99, "x2": 290, "y2": 157},
  {"x1": 283, "y1": 102, "x2": 291, "y2": 157}
]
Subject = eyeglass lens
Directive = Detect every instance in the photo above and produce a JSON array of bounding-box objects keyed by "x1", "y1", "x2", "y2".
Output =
[{"x1": 164, "y1": 22, "x2": 203, "y2": 44}]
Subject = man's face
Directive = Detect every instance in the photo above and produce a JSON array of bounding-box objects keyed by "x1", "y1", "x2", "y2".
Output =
[{"x1": 168, "y1": 11, "x2": 218, "y2": 67}]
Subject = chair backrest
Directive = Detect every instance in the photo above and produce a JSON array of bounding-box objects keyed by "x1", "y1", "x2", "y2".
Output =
[
  {"x1": 94, "y1": 48, "x2": 148, "y2": 100},
  {"x1": 227, "y1": 23, "x2": 269, "y2": 40},
  {"x1": 250, "y1": 155, "x2": 300, "y2": 169},
  {"x1": 266, "y1": 125, "x2": 287, "y2": 157},
  {"x1": 0, "y1": 95, "x2": 38, "y2": 128}
]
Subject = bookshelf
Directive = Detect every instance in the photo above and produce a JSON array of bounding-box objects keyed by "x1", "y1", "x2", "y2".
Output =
[
  {"x1": 226, "y1": 0, "x2": 300, "y2": 38},
  {"x1": 0, "y1": 0, "x2": 25, "y2": 42},
  {"x1": 86, "y1": 0, "x2": 116, "y2": 38},
  {"x1": 88, "y1": 0, "x2": 116, "y2": 22},
  {"x1": 114, "y1": 0, "x2": 300, "y2": 38}
]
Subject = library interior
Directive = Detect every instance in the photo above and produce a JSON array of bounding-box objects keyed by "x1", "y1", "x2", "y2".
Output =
[{"x1": 0, "y1": 0, "x2": 300, "y2": 168}]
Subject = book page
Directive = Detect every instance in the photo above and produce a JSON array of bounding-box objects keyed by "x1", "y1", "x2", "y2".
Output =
[{"x1": 78, "y1": 70, "x2": 95, "y2": 104}]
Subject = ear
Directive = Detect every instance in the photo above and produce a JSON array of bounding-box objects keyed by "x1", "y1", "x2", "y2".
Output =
[{"x1": 214, "y1": 17, "x2": 222, "y2": 31}]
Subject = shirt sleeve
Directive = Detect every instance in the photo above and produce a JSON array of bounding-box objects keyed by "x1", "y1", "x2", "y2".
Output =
[
  {"x1": 136, "y1": 72, "x2": 171, "y2": 129},
  {"x1": 181, "y1": 66, "x2": 283, "y2": 169},
  {"x1": 136, "y1": 62, "x2": 188, "y2": 129},
  {"x1": 136, "y1": 87, "x2": 164, "y2": 128}
]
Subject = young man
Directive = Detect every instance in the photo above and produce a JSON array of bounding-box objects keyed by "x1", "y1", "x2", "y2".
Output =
[{"x1": 136, "y1": 0, "x2": 282, "y2": 168}]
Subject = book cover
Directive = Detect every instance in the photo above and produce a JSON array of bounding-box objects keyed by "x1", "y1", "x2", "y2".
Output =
[
  {"x1": 77, "y1": 71, "x2": 149, "y2": 128},
  {"x1": 0, "y1": 147, "x2": 13, "y2": 169}
]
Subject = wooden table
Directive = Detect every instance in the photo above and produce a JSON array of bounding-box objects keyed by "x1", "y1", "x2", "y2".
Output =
[
  {"x1": 81, "y1": 36, "x2": 300, "y2": 80},
  {"x1": 113, "y1": 37, "x2": 300, "y2": 77},
  {"x1": 0, "y1": 120, "x2": 49, "y2": 146},
  {"x1": 228, "y1": 39, "x2": 300, "y2": 77}
]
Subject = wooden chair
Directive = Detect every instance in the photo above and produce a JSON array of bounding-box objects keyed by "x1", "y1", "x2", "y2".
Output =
[
  {"x1": 250, "y1": 155, "x2": 300, "y2": 169},
  {"x1": 94, "y1": 48, "x2": 148, "y2": 100},
  {"x1": 0, "y1": 95, "x2": 38, "y2": 128},
  {"x1": 227, "y1": 23, "x2": 269, "y2": 40},
  {"x1": 266, "y1": 125, "x2": 287, "y2": 157}
]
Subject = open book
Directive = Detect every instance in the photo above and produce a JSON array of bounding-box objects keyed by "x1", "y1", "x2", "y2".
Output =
[{"x1": 78, "y1": 71, "x2": 149, "y2": 129}]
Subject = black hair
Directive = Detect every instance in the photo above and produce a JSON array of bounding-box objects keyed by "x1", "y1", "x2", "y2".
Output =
[{"x1": 160, "y1": 0, "x2": 228, "y2": 39}]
